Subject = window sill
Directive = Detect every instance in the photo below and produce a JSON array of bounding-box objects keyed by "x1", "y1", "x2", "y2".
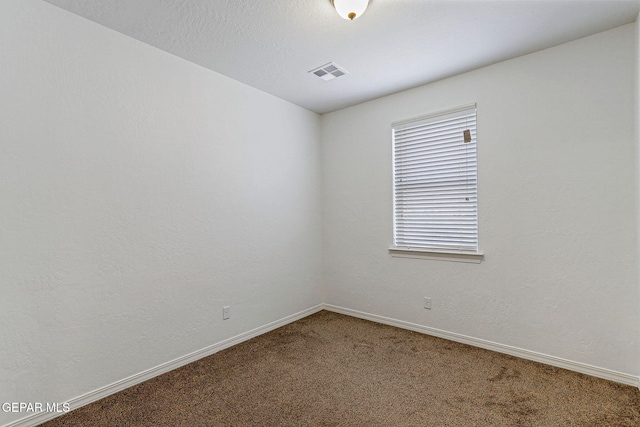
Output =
[{"x1": 388, "y1": 247, "x2": 484, "y2": 264}]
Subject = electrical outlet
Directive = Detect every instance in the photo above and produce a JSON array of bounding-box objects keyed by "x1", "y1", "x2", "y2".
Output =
[
  {"x1": 424, "y1": 297, "x2": 431, "y2": 310},
  {"x1": 223, "y1": 306, "x2": 230, "y2": 320}
]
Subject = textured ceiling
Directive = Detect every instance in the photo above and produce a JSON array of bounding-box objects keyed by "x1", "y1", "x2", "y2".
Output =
[{"x1": 43, "y1": 0, "x2": 639, "y2": 114}]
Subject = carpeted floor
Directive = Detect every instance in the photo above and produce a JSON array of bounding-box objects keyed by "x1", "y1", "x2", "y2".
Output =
[{"x1": 43, "y1": 311, "x2": 640, "y2": 426}]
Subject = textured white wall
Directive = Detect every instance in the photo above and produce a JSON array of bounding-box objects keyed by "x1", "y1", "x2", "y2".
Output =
[
  {"x1": 322, "y1": 24, "x2": 639, "y2": 375},
  {"x1": 0, "y1": 1, "x2": 322, "y2": 424}
]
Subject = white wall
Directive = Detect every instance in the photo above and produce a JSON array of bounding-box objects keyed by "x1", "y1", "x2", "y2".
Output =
[
  {"x1": 637, "y1": 15, "x2": 640, "y2": 378},
  {"x1": 322, "y1": 24, "x2": 639, "y2": 376},
  {"x1": 0, "y1": 1, "x2": 322, "y2": 425}
]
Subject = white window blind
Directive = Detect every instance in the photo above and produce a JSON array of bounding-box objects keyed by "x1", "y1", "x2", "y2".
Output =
[{"x1": 393, "y1": 104, "x2": 478, "y2": 253}]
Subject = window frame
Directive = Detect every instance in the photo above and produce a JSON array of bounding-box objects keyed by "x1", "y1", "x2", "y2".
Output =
[{"x1": 389, "y1": 104, "x2": 483, "y2": 263}]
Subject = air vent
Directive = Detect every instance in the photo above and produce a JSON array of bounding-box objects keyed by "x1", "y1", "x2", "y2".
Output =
[{"x1": 309, "y1": 62, "x2": 348, "y2": 81}]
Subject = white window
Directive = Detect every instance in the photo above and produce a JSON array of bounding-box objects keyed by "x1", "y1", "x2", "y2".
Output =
[{"x1": 391, "y1": 104, "x2": 481, "y2": 262}]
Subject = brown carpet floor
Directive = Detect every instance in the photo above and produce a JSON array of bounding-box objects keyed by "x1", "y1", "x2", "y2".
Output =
[{"x1": 42, "y1": 311, "x2": 640, "y2": 426}]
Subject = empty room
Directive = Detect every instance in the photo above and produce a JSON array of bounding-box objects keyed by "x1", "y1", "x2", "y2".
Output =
[{"x1": 2, "y1": 0, "x2": 640, "y2": 425}]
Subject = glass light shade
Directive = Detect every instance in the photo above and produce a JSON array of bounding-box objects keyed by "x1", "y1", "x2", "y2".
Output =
[{"x1": 332, "y1": 0, "x2": 369, "y2": 20}]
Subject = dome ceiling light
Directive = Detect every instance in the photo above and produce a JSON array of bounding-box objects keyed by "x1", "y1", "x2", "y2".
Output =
[{"x1": 331, "y1": 0, "x2": 370, "y2": 21}]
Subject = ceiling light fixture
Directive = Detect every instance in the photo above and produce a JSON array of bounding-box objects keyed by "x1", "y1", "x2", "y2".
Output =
[{"x1": 332, "y1": 0, "x2": 369, "y2": 21}]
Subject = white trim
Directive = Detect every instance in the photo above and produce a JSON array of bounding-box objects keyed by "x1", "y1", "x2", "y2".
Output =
[
  {"x1": 2, "y1": 304, "x2": 324, "y2": 427},
  {"x1": 389, "y1": 247, "x2": 484, "y2": 263},
  {"x1": 392, "y1": 103, "x2": 477, "y2": 128},
  {"x1": 5, "y1": 302, "x2": 638, "y2": 427},
  {"x1": 323, "y1": 304, "x2": 639, "y2": 388}
]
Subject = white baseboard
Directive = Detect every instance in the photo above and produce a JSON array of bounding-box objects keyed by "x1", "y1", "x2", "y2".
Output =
[
  {"x1": 3, "y1": 304, "x2": 324, "y2": 427},
  {"x1": 5, "y1": 302, "x2": 638, "y2": 427},
  {"x1": 323, "y1": 304, "x2": 640, "y2": 388}
]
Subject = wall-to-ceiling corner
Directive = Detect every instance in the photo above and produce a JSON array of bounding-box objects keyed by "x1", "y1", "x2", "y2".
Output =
[
  {"x1": 321, "y1": 23, "x2": 640, "y2": 382},
  {"x1": 0, "y1": 0, "x2": 322, "y2": 425}
]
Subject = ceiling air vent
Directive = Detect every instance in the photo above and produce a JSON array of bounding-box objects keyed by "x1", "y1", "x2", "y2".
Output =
[{"x1": 309, "y1": 62, "x2": 348, "y2": 81}]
